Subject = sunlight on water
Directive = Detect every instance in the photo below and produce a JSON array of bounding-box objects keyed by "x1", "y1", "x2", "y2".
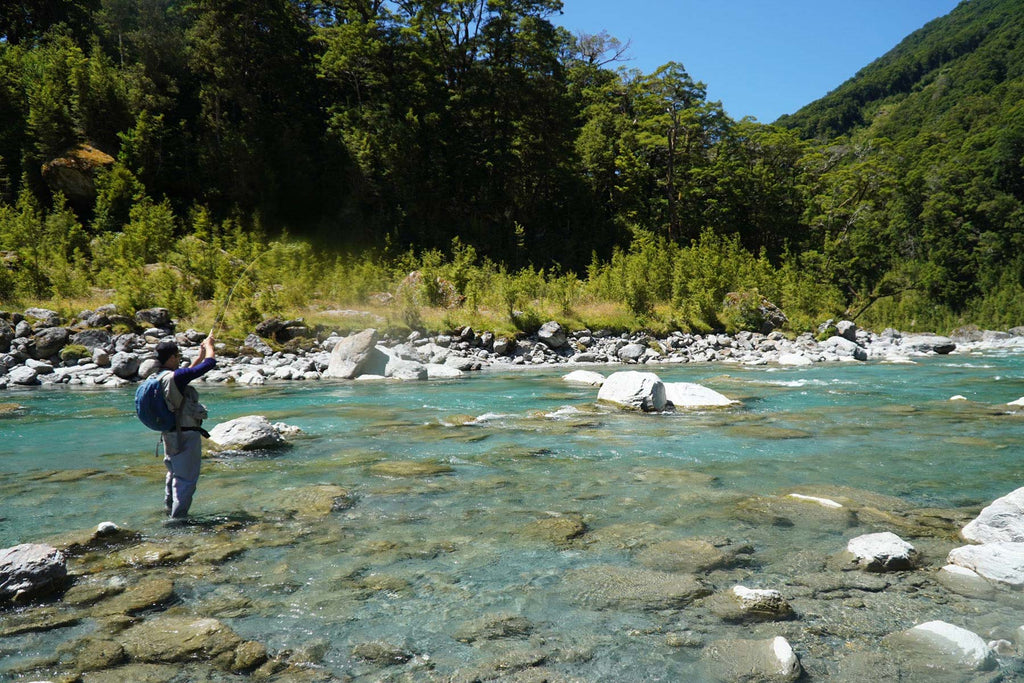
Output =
[{"x1": 3, "y1": 354, "x2": 1024, "y2": 680}]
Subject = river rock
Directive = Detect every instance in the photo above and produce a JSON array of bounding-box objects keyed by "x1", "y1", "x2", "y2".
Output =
[
  {"x1": 0, "y1": 320, "x2": 13, "y2": 352},
  {"x1": 208, "y1": 415, "x2": 293, "y2": 450},
  {"x1": 961, "y1": 486, "x2": 1024, "y2": 543},
  {"x1": 537, "y1": 321, "x2": 567, "y2": 349},
  {"x1": 31, "y1": 327, "x2": 70, "y2": 358},
  {"x1": 562, "y1": 564, "x2": 710, "y2": 611},
  {"x1": 384, "y1": 353, "x2": 428, "y2": 380},
  {"x1": 351, "y1": 640, "x2": 415, "y2": 665},
  {"x1": 134, "y1": 307, "x2": 172, "y2": 328},
  {"x1": 663, "y1": 382, "x2": 737, "y2": 408},
  {"x1": 323, "y1": 328, "x2": 382, "y2": 379},
  {"x1": 883, "y1": 621, "x2": 996, "y2": 672},
  {"x1": 137, "y1": 358, "x2": 162, "y2": 378},
  {"x1": 935, "y1": 564, "x2": 998, "y2": 600},
  {"x1": 275, "y1": 484, "x2": 354, "y2": 519},
  {"x1": 709, "y1": 586, "x2": 795, "y2": 623},
  {"x1": 119, "y1": 615, "x2": 244, "y2": 666},
  {"x1": 843, "y1": 532, "x2": 919, "y2": 571},
  {"x1": 0, "y1": 543, "x2": 67, "y2": 603},
  {"x1": 25, "y1": 307, "x2": 61, "y2": 326},
  {"x1": 426, "y1": 363, "x2": 463, "y2": 379},
  {"x1": 521, "y1": 516, "x2": 586, "y2": 545},
  {"x1": 777, "y1": 352, "x2": 813, "y2": 366},
  {"x1": 946, "y1": 542, "x2": 1024, "y2": 588},
  {"x1": 702, "y1": 636, "x2": 802, "y2": 682},
  {"x1": 821, "y1": 336, "x2": 867, "y2": 361},
  {"x1": 110, "y1": 351, "x2": 140, "y2": 379},
  {"x1": 617, "y1": 342, "x2": 647, "y2": 362},
  {"x1": 634, "y1": 538, "x2": 752, "y2": 573},
  {"x1": 454, "y1": 613, "x2": 533, "y2": 643},
  {"x1": 562, "y1": 370, "x2": 605, "y2": 386},
  {"x1": 369, "y1": 460, "x2": 453, "y2": 477},
  {"x1": 7, "y1": 365, "x2": 39, "y2": 385},
  {"x1": 597, "y1": 371, "x2": 667, "y2": 412},
  {"x1": 71, "y1": 329, "x2": 112, "y2": 351},
  {"x1": 899, "y1": 334, "x2": 957, "y2": 355},
  {"x1": 836, "y1": 320, "x2": 858, "y2": 341}
]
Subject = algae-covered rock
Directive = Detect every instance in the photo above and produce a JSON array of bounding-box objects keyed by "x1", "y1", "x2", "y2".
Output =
[
  {"x1": 520, "y1": 516, "x2": 586, "y2": 546},
  {"x1": 634, "y1": 537, "x2": 752, "y2": 573},
  {"x1": 351, "y1": 640, "x2": 415, "y2": 665},
  {"x1": 119, "y1": 615, "x2": 244, "y2": 666},
  {"x1": 454, "y1": 613, "x2": 534, "y2": 643},
  {"x1": 701, "y1": 635, "x2": 802, "y2": 682},
  {"x1": 275, "y1": 484, "x2": 354, "y2": 519},
  {"x1": 736, "y1": 493, "x2": 856, "y2": 531},
  {"x1": 112, "y1": 542, "x2": 192, "y2": 569},
  {"x1": 562, "y1": 564, "x2": 710, "y2": 611},
  {"x1": 369, "y1": 460, "x2": 454, "y2": 477},
  {"x1": 93, "y1": 577, "x2": 176, "y2": 616}
]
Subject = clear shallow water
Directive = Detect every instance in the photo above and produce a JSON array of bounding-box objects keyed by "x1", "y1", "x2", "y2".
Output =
[{"x1": 3, "y1": 352, "x2": 1024, "y2": 680}]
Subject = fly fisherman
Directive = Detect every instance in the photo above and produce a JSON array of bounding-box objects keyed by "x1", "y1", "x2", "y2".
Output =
[{"x1": 155, "y1": 335, "x2": 216, "y2": 518}]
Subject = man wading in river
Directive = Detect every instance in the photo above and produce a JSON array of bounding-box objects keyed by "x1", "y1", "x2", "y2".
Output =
[{"x1": 156, "y1": 336, "x2": 216, "y2": 518}]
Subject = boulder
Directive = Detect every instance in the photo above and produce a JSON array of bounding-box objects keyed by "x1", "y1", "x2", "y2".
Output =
[
  {"x1": 0, "y1": 319, "x2": 13, "y2": 352},
  {"x1": 137, "y1": 358, "x2": 162, "y2": 379},
  {"x1": 0, "y1": 543, "x2": 67, "y2": 603},
  {"x1": 836, "y1": 320, "x2": 858, "y2": 342},
  {"x1": 119, "y1": 615, "x2": 244, "y2": 666},
  {"x1": 562, "y1": 370, "x2": 605, "y2": 386},
  {"x1": 616, "y1": 342, "x2": 647, "y2": 363},
  {"x1": 946, "y1": 542, "x2": 1024, "y2": 588},
  {"x1": 663, "y1": 382, "x2": 737, "y2": 408},
  {"x1": 935, "y1": 564, "x2": 997, "y2": 600},
  {"x1": 883, "y1": 621, "x2": 996, "y2": 672},
  {"x1": 562, "y1": 564, "x2": 710, "y2": 611},
  {"x1": 426, "y1": 363, "x2": 464, "y2": 379},
  {"x1": 208, "y1": 415, "x2": 293, "y2": 451},
  {"x1": 709, "y1": 586, "x2": 795, "y2": 623},
  {"x1": 31, "y1": 327, "x2": 70, "y2": 358},
  {"x1": 8, "y1": 365, "x2": 39, "y2": 386},
  {"x1": 134, "y1": 308, "x2": 172, "y2": 328},
  {"x1": 899, "y1": 334, "x2": 956, "y2": 355},
  {"x1": 821, "y1": 336, "x2": 867, "y2": 361},
  {"x1": 634, "y1": 538, "x2": 752, "y2": 573},
  {"x1": 843, "y1": 532, "x2": 919, "y2": 572},
  {"x1": 40, "y1": 144, "x2": 115, "y2": 209},
  {"x1": 962, "y1": 486, "x2": 1024, "y2": 543},
  {"x1": 110, "y1": 351, "x2": 140, "y2": 379},
  {"x1": 777, "y1": 352, "x2": 813, "y2": 366},
  {"x1": 702, "y1": 636, "x2": 802, "y2": 682},
  {"x1": 323, "y1": 328, "x2": 382, "y2": 379},
  {"x1": 25, "y1": 307, "x2": 61, "y2": 326},
  {"x1": 597, "y1": 371, "x2": 667, "y2": 412},
  {"x1": 537, "y1": 321, "x2": 567, "y2": 349},
  {"x1": 384, "y1": 354, "x2": 427, "y2": 381},
  {"x1": 492, "y1": 337, "x2": 514, "y2": 355}
]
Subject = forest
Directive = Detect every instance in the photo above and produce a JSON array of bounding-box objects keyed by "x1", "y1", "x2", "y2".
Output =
[{"x1": 1, "y1": 0, "x2": 1023, "y2": 335}]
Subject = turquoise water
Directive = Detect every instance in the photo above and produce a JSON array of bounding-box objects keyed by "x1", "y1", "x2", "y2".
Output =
[{"x1": 3, "y1": 352, "x2": 1024, "y2": 679}]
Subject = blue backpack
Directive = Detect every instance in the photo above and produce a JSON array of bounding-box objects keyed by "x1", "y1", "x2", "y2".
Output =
[{"x1": 135, "y1": 371, "x2": 177, "y2": 432}]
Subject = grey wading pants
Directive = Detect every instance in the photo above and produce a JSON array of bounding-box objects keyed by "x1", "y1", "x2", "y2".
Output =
[{"x1": 162, "y1": 430, "x2": 202, "y2": 518}]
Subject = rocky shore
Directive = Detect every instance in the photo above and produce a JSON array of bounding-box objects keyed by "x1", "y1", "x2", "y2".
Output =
[{"x1": 3, "y1": 305, "x2": 1024, "y2": 389}]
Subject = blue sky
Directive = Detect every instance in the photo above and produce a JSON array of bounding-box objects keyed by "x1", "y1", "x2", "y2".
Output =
[{"x1": 556, "y1": 0, "x2": 963, "y2": 123}]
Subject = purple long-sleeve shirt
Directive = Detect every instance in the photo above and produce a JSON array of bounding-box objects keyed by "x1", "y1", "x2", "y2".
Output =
[{"x1": 173, "y1": 357, "x2": 216, "y2": 392}]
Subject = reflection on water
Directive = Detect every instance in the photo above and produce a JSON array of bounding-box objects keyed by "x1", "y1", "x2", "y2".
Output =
[{"x1": 3, "y1": 355, "x2": 1024, "y2": 680}]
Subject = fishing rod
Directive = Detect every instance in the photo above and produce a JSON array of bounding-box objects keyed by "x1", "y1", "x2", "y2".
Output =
[{"x1": 209, "y1": 248, "x2": 274, "y2": 338}]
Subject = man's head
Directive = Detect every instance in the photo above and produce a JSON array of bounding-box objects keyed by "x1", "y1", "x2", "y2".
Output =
[{"x1": 156, "y1": 340, "x2": 180, "y2": 366}]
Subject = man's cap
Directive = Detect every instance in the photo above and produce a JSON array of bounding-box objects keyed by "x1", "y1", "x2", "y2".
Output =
[{"x1": 156, "y1": 340, "x2": 180, "y2": 364}]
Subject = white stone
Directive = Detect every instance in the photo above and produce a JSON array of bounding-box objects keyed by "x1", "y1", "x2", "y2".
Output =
[
  {"x1": 426, "y1": 363, "x2": 463, "y2": 379},
  {"x1": 777, "y1": 352, "x2": 813, "y2": 366},
  {"x1": 947, "y1": 542, "x2": 1024, "y2": 588},
  {"x1": 1008, "y1": 397, "x2": 1024, "y2": 407},
  {"x1": 846, "y1": 531, "x2": 917, "y2": 571},
  {"x1": 208, "y1": 415, "x2": 291, "y2": 451},
  {"x1": 597, "y1": 371, "x2": 667, "y2": 412},
  {"x1": 895, "y1": 621, "x2": 995, "y2": 671},
  {"x1": 663, "y1": 382, "x2": 736, "y2": 408},
  {"x1": 562, "y1": 370, "x2": 605, "y2": 386},
  {"x1": 949, "y1": 395, "x2": 967, "y2": 401},
  {"x1": 786, "y1": 493, "x2": 842, "y2": 509},
  {"x1": 771, "y1": 637, "x2": 800, "y2": 676},
  {"x1": 962, "y1": 486, "x2": 1024, "y2": 543}
]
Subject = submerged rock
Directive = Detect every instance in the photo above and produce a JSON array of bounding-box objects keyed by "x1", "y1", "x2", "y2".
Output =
[
  {"x1": 454, "y1": 613, "x2": 534, "y2": 643},
  {"x1": 883, "y1": 620, "x2": 996, "y2": 673},
  {"x1": 0, "y1": 543, "x2": 67, "y2": 603},
  {"x1": 634, "y1": 538, "x2": 752, "y2": 573},
  {"x1": 520, "y1": 516, "x2": 586, "y2": 546},
  {"x1": 702, "y1": 636, "x2": 802, "y2": 682},
  {"x1": 119, "y1": 615, "x2": 245, "y2": 667},
  {"x1": 562, "y1": 564, "x2": 710, "y2": 611},
  {"x1": 596, "y1": 371, "x2": 667, "y2": 411},
  {"x1": 351, "y1": 640, "x2": 415, "y2": 665},
  {"x1": 562, "y1": 370, "x2": 605, "y2": 386},
  {"x1": 369, "y1": 460, "x2": 454, "y2": 477}
]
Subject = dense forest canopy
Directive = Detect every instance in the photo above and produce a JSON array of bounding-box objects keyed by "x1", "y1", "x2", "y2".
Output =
[{"x1": 1, "y1": 0, "x2": 1023, "y2": 333}]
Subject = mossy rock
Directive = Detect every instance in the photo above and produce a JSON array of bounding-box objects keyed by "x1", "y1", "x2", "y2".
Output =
[
  {"x1": 59, "y1": 344, "x2": 91, "y2": 362},
  {"x1": 369, "y1": 460, "x2": 454, "y2": 477}
]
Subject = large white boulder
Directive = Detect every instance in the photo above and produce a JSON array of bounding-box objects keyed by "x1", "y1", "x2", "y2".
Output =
[
  {"x1": 663, "y1": 382, "x2": 737, "y2": 408},
  {"x1": 946, "y1": 542, "x2": 1024, "y2": 588},
  {"x1": 597, "y1": 371, "x2": 666, "y2": 412},
  {"x1": 323, "y1": 329, "x2": 384, "y2": 379},
  {"x1": 962, "y1": 486, "x2": 1024, "y2": 543},
  {"x1": 208, "y1": 415, "x2": 295, "y2": 451},
  {"x1": 702, "y1": 636, "x2": 802, "y2": 682}
]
